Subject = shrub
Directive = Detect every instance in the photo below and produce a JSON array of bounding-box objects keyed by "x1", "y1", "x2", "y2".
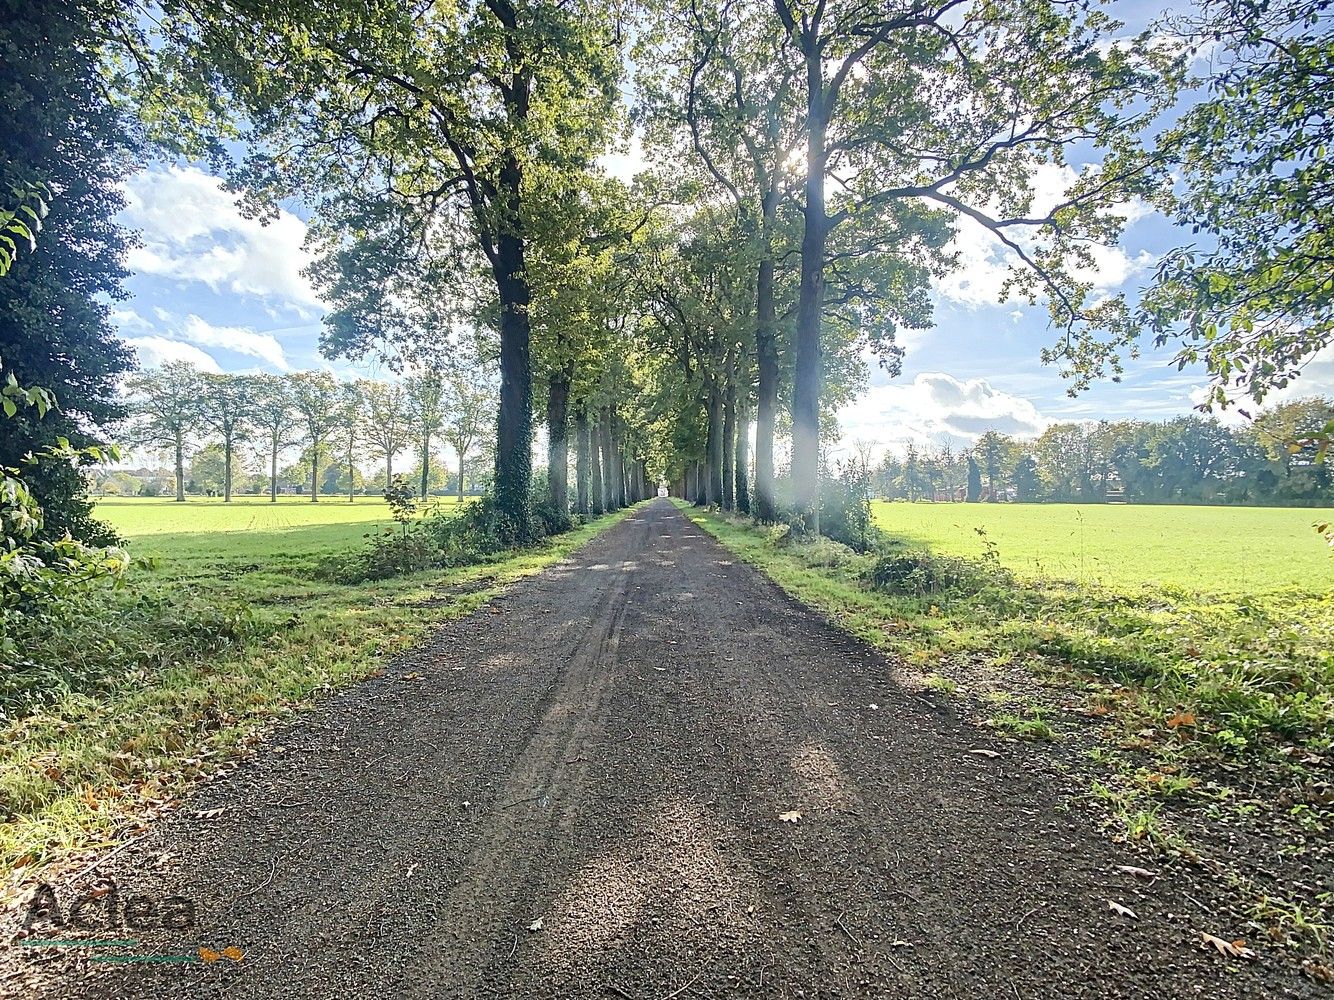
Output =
[
  {"x1": 869, "y1": 548, "x2": 1008, "y2": 597},
  {"x1": 315, "y1": 490, "x2": 588, "y2": 584},
  {"x1": 532, "y1": 497, "x2": 573, "y2": 537}
]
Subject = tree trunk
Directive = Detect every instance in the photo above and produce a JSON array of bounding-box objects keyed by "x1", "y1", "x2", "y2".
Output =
[
  {"x1": 694, "y1": 460, "x2": 707, "y2": 507},
  {"x1": 457, "y1": 449, "x2": 466, "y2": 501},
  {"x1": 491, "y1": 224, "x2": 534, "y2": 539},
  {"x1": 174, "y1": 436, "x2": 185, "y2": 502},
  {"x1": 588, "y1": 412, "x2": 605, "y2": 515},
  {"x1": 223, "y1": 436, "x2": 233, "y2": 502},
  {"x1": 706, "y1": 378, "x2": 724, "y2": 506},
  {"x1": 598, "y1": 411, "x2": 617, "y2": 511},
  {"x1": 347, "y1": 447, "x2": 355, "y2": 502},
  {"x1": 574, "y1": 408, "x2": 590, "y2": 516},
  {"x1": 310, "y1": 435, "x2": 320, "y2": 502},
  {"x1": 610, "y1": 406, "x2": 627, "y2": 509},
  {"x1": 791, "y1": 76, "x2": 829, "y2": 533},
  {"x1": 735, "y1": 395, "x2": 751, "y2": 514},
  {"x1": 546, "y1": 366, "x2": 571, "y2": 514},
  {"x1": 385, "y1": 453, "x2": 393, "y2": 497},
  {"x1": 270, "y1": 437, "x2": 279, "y2": 502},
  {"x1": 722, "y1": 359, "x2": 737, "y2": 511},
  {"x1": 420, "y1": 434, "x2": 431, "y2": 500},
  {"x1": 754, "y1": 189, "x2": 780, "y2": 523}
]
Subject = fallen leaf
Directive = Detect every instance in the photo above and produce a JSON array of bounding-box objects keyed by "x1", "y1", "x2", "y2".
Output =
[
  {"x1": 400, "y1": 672, "x2": 423, "y2": 681},
  {"x1": 1166, "y1": 710, "x2": 1196, "y2": 729},
  {"x1": 199, "y1": 947, "x2": 221, "y2": 963},
  {"x1": 194, "y1": 807, "x2": 226, "y2": 820},
  {"x1": 1108, "y1": 900, "x2": 1137, "y2": 919},
  {"x1": 1115, "y1": 865, "x2": 1158, "y2": 880},
  {"x1": 969, "y1": 749, "x2": 1000, "y2": 759},
  {"x1": 528, "y1": 917, "x2": 544, "y2": 933},
  {"x1": 778, "y1": 809, "x2": 802, "y2": 823},
  {"x1": 1200, "y1": 932, "x2": 1255, "y2": 959},
  {"x1": 221, "y1": 946, "x2": 244, "y2": 961}
]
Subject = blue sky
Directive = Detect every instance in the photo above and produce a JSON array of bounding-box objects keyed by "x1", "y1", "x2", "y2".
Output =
[{"x1": 109, "y1": 1, "x2": 1333, "y2": 461}]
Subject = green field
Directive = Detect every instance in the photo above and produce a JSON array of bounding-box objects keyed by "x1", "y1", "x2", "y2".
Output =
[
  {"x1": 95, "y1": 495, "x2": 461, "y2": 568},
  {"x1": 871, "y1": 501, "x2": 1334, "y2": 595}
]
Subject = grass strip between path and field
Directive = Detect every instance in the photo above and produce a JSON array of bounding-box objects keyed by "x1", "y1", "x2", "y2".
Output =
[
  {"x1": 676, "y1": 501, "x2": 1333, "y2": 966},
  {"x1": 1, "y1": 504, "x2": 641, "y2": 897}
]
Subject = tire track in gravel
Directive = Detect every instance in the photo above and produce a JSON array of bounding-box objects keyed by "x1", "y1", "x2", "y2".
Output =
[{"x1": 12, "y1": 499, "x2": 1320, "y2": 999}]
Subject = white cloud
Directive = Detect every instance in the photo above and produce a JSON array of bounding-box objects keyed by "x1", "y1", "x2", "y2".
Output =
[
  {"x1": 179, "y1": 314, "x2": 290, "y2": 370},
  {"x1": 124, "y1": 336, "x2": 223, "y2": 373},
  {"x1": 121, "y1": 166, "x2": 322, "y2": 313},
  {"x1": 112, "y1": 308, "x2": 292, "y2": 372},
  {"x1": 837, "y1": 372, "x2": 1050, "y2": 459},
  {"x1": 110, "y1": 308, "x2": 152, "y2": 333}
]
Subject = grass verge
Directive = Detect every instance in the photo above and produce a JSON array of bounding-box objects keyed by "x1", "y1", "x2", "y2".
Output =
[{"x1": 1, "y1": 504, "x2": 639, "y2": 897}]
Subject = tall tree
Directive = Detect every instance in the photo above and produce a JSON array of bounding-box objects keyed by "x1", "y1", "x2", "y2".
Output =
[
  {"x1": 769, "y1": 0, "x2": 1164, "y2": 530},
  {"x1": 153, "y1": 0, "x2": 626, "y2": 540},
  {"x1": 405, "y1": 367, "x2": 447, "y2": 501},
  {"x1": 199, "y1": 372, "x2": 254, "y2": 503},
  {"x1": 330, "y1": 382, "x2": 366, "y2": 502},
  {"x1": 251, "y1": 374, "x2": 298, "y2": 503},
  {"x1": 124, "y1": 363, "x2": 204, "y2": 503},
  {"x1": 975, "y1": 431, "x2": 1010, "y2": 502},
  {"x1": 442, "y1": 355, "x2": 496, "y2": 502},
  {"x1": 361, "y1": 379, "x2": 410, "y2": 498},
  {"x1": 288, "y1": 371, "x2": 342, "y2": 503},
  {"x1": 0, "y1": 0, "x2": 139, "y2": 541}
]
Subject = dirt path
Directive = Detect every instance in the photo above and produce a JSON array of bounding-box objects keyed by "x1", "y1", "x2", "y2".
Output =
[{"x1": 13, "y1": 499, "x2": 1317, "y2": 998}]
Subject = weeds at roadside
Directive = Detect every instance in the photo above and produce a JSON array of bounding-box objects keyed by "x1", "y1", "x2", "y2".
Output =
[
  {"x1": 924, "y1": 674, "x2": 958, "y2": 696},
  {"x1": 989, "y1": 710, "x2": 1058, "y2": 741}
]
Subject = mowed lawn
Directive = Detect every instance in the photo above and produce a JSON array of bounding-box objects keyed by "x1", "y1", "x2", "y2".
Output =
[
  {"x1": 95, "y1": 495, "x2": 462, "y2": 569},
  {"x1": 871, "y1": 501, "x2": 1333, "y2": 595}
]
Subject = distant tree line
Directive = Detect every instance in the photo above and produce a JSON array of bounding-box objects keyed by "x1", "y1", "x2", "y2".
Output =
[
  {"x1": 117, "y1": 359, "x2": 499, "y2": 504},
  {"x1": 873, "y1": 398, "x2": 1334, "y2": 506}
]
